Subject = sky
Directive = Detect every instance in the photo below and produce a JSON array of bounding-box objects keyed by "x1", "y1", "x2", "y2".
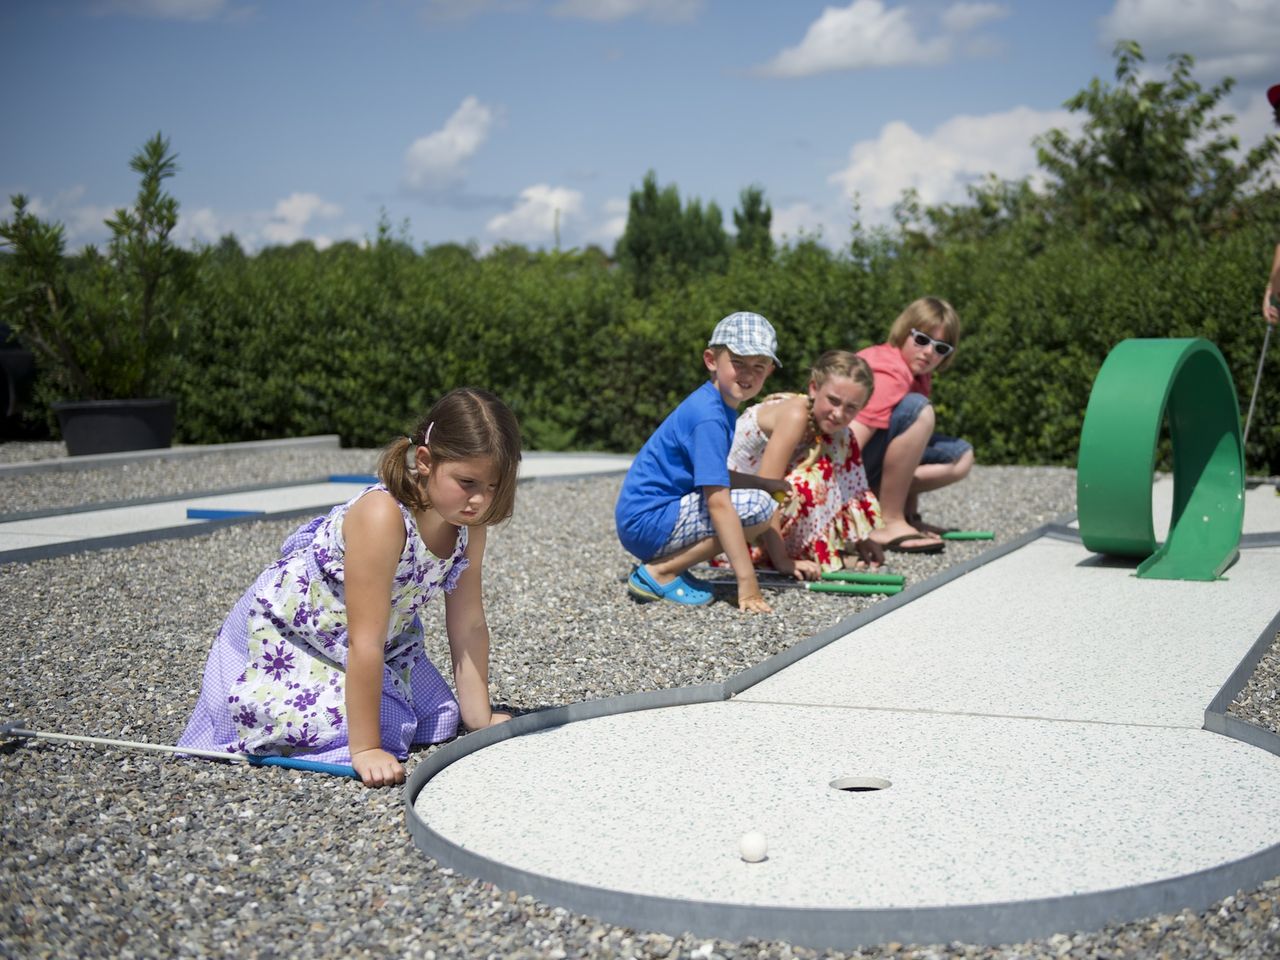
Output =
[{"x1": 3, "y1": 0, "x2": 1279, "y2": 255}]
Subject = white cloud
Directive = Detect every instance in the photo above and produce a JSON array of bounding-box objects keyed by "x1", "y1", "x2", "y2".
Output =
[
  {"x1": 829, "y1": 105, "x2": 1078, "y2": 223},
  {"x1": 260, "y1": 193, "x2": 343, "y2": 246},
  {"x1": 403, "y1": 96, "x2": 496, "y2": 193},
  {"x1": 940, "y1": 2, "x2": 1008, "y2": 33},
  {"x1": 585, "y1": 197, "x2": 629, "y2": 249},
  {"x1": 90, "y1": 0, "x2": 249, "y2": 21},
  {"x1": 770, "y1": 201, "x2": 844, "y2": 244},
  {"x1": 758, "y1": 0, "x2": 1016, "y2": 77},
  {"x1": 486, "y1": 184, "x2": 584, "y2": 244},
  {"x1": 551, "y1": 0, "x2": 702, "y2": 21},
  {"x1": 1099, "y1": 0, "x2": 1280, "y2": 84},
  {"x1": 759, "y1": 0, "x2": 948, "y2": 77}
]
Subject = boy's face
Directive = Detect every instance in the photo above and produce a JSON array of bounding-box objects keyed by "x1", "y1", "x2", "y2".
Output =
[{"x1": 704, "y1": 348, "x2": 774, "y2": 407}]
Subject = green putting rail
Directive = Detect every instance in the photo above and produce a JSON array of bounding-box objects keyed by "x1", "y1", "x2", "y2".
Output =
[{"x1": 1077, "y1": 338, "x2": 1244, "y2": 581}]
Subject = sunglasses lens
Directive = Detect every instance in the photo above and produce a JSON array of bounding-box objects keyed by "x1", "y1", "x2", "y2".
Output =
[{"x1": 911, "y1": 330, "x2": 952, "y2": 356}]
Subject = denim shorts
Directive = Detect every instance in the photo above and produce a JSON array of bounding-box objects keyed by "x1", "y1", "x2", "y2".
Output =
[
  {"x1": 650, "y1": 488, "x2": 774, "y2": 561},
  {"x1": 860, "y1": 392, "x2": 972, "y2": 491}
]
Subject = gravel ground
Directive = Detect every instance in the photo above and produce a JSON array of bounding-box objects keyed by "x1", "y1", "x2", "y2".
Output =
[{"x1": 3, "y1": 448, "x2": 1279, "y2": 960}]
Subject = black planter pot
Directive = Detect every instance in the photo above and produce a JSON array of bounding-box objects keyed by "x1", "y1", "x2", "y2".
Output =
[{"x1": 52, "y1": 397, "x2": 177, "y2": 457}]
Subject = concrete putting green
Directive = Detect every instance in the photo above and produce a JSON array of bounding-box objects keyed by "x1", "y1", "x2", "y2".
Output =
[{"x1": 406, "y1": 339, "x2": 1278, "y2": 949}]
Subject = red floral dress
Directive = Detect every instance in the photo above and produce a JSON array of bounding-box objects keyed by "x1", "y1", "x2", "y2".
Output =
[{"x1": 728, "y1": 394, "x2": 883, "y2": 573}]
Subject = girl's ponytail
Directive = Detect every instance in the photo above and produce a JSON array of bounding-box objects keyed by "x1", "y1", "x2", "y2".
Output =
[{"x1": 378, "y1": 434, "x2": 430, "y2": 513}]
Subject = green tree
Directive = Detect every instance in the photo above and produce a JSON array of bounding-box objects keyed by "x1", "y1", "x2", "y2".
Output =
[
  {"x1": 0, "y1": 132, "x2": 195, "y2": 400},
  {"x1": 732, "y1": 184, "x2": 774, "y2": 260},
  {"x1": 1034, "y1": 40, "x2": 1279, "y2": 246},
  {"x1": 615, "y1": 170, "x2": 729, "y2": 297}
]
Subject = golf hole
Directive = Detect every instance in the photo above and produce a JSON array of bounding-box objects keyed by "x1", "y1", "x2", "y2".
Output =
[{"x1": 830, "y1": 776, "x2": 891, "y2": 793}]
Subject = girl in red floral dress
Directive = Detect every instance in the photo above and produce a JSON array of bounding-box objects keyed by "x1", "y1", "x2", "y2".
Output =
[{"x1": 727, "y1": 351, "x2": 884, "y2": 577}]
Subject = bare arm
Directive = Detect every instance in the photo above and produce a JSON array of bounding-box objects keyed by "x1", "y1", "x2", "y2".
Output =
[
  {"x1": 758, "y1": 397, "x2": 810, "y2": 480},
  {"x1": 342, "y1": 491, "x2": 410, "y2": 788},
  {"x1": 705, "y1": 485, "x2": 770, "y2": 614},
  {"x1": 851, "y1": 418, "x2": 875, "y2": 452},
  {"x1": 728, "y1": 469, "x2": 788, "y2": 496},
  {"x1": 444, "y1": 525, "x2": 509, "y2": 731},
  {"x1": 1265, "y1": 243, "x2": 1280, "y2": 325}
]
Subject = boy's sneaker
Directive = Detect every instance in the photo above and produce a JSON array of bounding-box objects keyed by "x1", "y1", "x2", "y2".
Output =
[{"x1": 627, "y1": 565, "x2": 714, "y2": 606}]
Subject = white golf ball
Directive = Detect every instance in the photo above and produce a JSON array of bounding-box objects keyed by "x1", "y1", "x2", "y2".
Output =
[{"x1": 739, "y1": 830, "x2": 768, "y2": 862}]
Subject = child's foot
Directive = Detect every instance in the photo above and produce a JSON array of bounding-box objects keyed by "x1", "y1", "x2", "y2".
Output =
[
  {"x1": 870, "y1": 520, "x2": 943, "y2": 554},
  {"x1": 627, "y1": 565, "x2": 714, "y2": 606},
  {"x1": 906, "y1": 511, "x2": 958, "y2": 537}
]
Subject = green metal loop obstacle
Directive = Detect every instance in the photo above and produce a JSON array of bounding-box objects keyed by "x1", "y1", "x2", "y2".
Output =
[{"x1": 1077, "y1": 338, "x2": 1244, "y2": 581}]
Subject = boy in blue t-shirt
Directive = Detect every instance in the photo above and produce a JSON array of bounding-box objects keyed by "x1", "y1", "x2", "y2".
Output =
[{"x1": 615, "y1": 312, "x2": 786, "y2": 613}]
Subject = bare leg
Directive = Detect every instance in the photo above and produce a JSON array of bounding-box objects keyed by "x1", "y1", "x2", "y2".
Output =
[
  {"x1": 910, "y1": 448, "x2": 974, "y2": 495},
  {"x1": 906, "y1": 448, "x2": 975, "y2": 524},
  {"x1": 646, "y1": 519, "x2": 771, "y2": 585},
  {"x1": 870, "y1": 405, "x2": 940, "y2": 550}
]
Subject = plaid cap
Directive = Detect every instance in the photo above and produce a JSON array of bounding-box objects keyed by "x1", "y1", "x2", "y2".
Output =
[{"x1": 707, "y1": 311, "x2": 781, "y2": 367}]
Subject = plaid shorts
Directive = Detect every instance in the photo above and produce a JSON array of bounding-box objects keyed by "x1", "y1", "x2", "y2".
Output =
[{"x1": 651, "y1": 488, "x2": 775, "y2": 560}]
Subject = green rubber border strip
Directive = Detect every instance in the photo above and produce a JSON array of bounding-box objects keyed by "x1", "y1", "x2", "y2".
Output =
[{"x1": 1077, "y1": 338, "x2": 1244, "y2": 581}]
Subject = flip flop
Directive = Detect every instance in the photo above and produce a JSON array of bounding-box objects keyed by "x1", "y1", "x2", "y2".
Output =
[
  {"x1": 907, "y1": 514, "x2": 959, "y2": 536},
  {"x1": 880, "y1": 534, "x2": 945, "y2": 555},
  {"x1": 627, "y1": 565, "x2": 714, "y2": 606}
]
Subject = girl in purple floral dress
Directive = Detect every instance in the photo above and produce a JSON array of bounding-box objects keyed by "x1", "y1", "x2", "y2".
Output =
[{"x1": 179, "y1": 387, "x2": 522, "y2": 788}]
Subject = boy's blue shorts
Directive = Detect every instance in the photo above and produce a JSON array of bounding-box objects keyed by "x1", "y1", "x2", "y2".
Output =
[
  {"x1": 861, "y1": 392, "x2": 972, "y2": 491},
  {"x1": 649, "y1": 488, "x2": 774, "y2": 561}
]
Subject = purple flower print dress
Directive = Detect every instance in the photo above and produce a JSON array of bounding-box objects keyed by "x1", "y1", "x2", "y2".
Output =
[{"x1": 178, "y1": 484, "x2": 467, "y2": 764}]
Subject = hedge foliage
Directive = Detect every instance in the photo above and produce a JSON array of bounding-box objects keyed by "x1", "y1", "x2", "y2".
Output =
[{"x1": 163, "y1": 207, "x2": 1280, "y2": 475}]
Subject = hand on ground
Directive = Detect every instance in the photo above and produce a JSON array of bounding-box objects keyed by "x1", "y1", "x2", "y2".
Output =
[
  {"x1": 738, "y1": 592, "x2": 773, "y2": 614},
  {"x1": 351, "y1": 748, "x2": 406, "y2": 788},
  {"x1": 844, "y1": 539, "x2": 885, "y2": 571},
  {"x1": 791, "y1": 559, "x2": 822, "y2": 580},
  {"x1": 487, "y1": 711, "x2": 513, "y2": 726}
]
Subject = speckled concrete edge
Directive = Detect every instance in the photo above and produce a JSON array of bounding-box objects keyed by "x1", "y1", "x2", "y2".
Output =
[
  {"x1": 404, "y1": 517, "x2": 1280, "y2": 949},
  {"x1": 0, "y1": 467, "x2": 634, "y2": 566},
  {"x1": 0, "y1": 435, "x2": 341, "y2": 477},
  {"x1": 0, "y1": 503, "x2": 335, "y2": 566},
  {"x1": 0, "y1": 477, "x2": 335, "y2": 523}
]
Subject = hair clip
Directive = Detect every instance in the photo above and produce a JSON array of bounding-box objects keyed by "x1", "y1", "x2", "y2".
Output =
[
  {"x1": 404, "y1": 436, "x2": 418, "y2": 477},
  {"x1": 424, "y1": 421, "x2": 434, "y2": 447}
]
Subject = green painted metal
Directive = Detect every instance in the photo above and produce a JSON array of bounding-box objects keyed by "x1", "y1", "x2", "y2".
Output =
[{"x1": 1077, "y1": 338, "x2": 1244, "y2": 581}]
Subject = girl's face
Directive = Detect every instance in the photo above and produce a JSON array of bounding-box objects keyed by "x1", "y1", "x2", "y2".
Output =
[
  {"x1": 808, "y1": 375, "x2": 870, "y2": 434},
  {"x1": 424, "y1": 456, "x2": 500, "y2": 525},
  {"x1": 900, "y1": 324, "x2": 953, "y2": 377}
]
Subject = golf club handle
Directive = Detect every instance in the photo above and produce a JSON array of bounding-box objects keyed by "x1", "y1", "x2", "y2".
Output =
[
  {"x1": 249, "y1": 755, "x2": 361, "y2": 779},
  {"x1": 820, "y1": 570, "x2": 907, "y2": 586},
  {"x1": 806, "y1": 582, "x2": 902, "y2": 596}
]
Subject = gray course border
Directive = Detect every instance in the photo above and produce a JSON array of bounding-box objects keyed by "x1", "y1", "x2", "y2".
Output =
[
  {"x1": 0, "y1": 434, "x2": 341, "y2": 477},
  {"x1": 405, "y1": 520, "x2": 1280, "y2": 950},
  {"x1": 0, "y1": 464, "x2": 633, "y2": 566}
]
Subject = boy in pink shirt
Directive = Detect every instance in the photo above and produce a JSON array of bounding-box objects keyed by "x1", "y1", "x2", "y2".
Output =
[{"x1": 853, "y1": 297, "x2": 973, "y2": 553}]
